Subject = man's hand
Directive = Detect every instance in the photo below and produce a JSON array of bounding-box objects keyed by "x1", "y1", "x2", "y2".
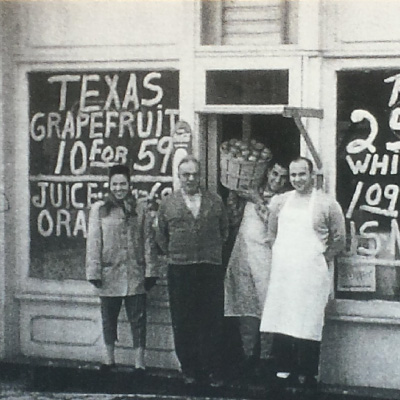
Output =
[
  {"x1": 144, "y1": 277, "x2": 158, "y2": 291},
  {"x1": 237, "y1": 189, "x2": 262, "y2": 204},
  {"x1": 89, "y1": 279, "x2": 102, "y2": 288}
]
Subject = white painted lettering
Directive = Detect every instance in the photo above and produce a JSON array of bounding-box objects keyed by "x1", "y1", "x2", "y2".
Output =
[
  {"x1": 73, "y1": 209, "x2": 87, "y2": 238},
  {"x1": 30, "y1": 113, "x2": 46, "y2": 141},
  {"x1": 56, "y1": 209, "x2": 72, "y2": 237},
  {"x1": 104, "y1": 75, "x2": 121, "y2": 111},
  {"x1": 358, "y1": 220, "x2": 380, "y2": 257},
  {"x1": 87, "y1": 182, "x2": 99, "y2": 206},
  {"x1": 89, "y1": 138, "x2": 104, "y2": 161},
  {"x1": 105, "y1": 111, "x2": 119, "y2": 138},
  {"x1": 384, "y1": 73, "x2": 400, "y2": 107},
  {"x1": 60, "y1": 111, "x2": 76, "y2": 140},
  {"x1": 388, "y1": 219, "x2": 400, "y2": 257},
  {"x1": 32, "y1": 182, "x2": 49, "y2": 208},
  {"x1": 122, "y1": 73, "x2": 140, "y2": 110},
  {"x1": 346, "y1": 154, "x2": 371, "y2": 175},
  {"x1": 346, "y1": 110, "x2": 378, "y2": 154},
  {"x1": 76, "y1": 113, "x2": 90, "y2": 139},
  {"x1": 114, "y1": 146, "x2": 128, "y2": 165},
  {"x1": 71, "y1": 183, "x2": 84, "y2": 208},
  {"x1": 384, "y1": 184, "x2": 399, "y2": 212},
  {"x1": 80, "y1": 75, "x2": 101, "y2": 113},
  {"x1": 49, "y1": 183, "x2": 63, "y2": 208},
  {"x1": 389, "y1": 108, "x2": 400, "y2": 131},
  {"x1": 38, "y1": 209, "x2": 53, "y2": 237},
  {"x1": 142, "y1": 72, "x2": 163, "y2": 106},
  {"x1": 155, "y1": 104, "x2": 163, "y2": 137},
  {"x1": 70, "y1": 141, "x2": 87, "y2": 175},
  {"x1": 100, "y1": 146, "x2": 115, "y2": 164},
  {"x1": 165, "y1": 109, "x2": 179, "y2": 135},
  {"x1": 48, "y1": 75, "x2": 81, "y2": 111},
  {"x1": 89, "y1": 111, "x2": 104, "y2": 138},
  {"x1": 119, "y1": 112, "x2": 135, "y2": 138},
  {"x1": 369, "y1": 154, "x2": 389, "y2": 175},
  {"x1": 47, "y1": 112, "x2": 61, "y2": 139},
  {"x1": 137, "y1": 111, "x2": 153, "y2": 138},
  {"x1": 365, "y1": 183, "x2": 382, "y2": 206}
]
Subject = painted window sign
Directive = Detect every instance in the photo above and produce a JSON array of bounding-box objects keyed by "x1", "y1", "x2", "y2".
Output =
[
  {"x1": 336, "y1": 70, "x2": 400, "y2": 300},
  {"x1": 29, "y1": 70, "x2": 179, "y2": 280}
]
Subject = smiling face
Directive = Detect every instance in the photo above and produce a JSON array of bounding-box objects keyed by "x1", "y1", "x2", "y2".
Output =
[
  {"x1": 289, "y1": 159, "x2": 314, "y2": 194},
  {"x1": 178, "y1": 160, "x2": 200, "y2": 195},
  {"x1": 266, "y1": 163, "x2": 289, "y2": 193},
  {"x1": 110, "y1": 173, "x2": 130, "y2": 200}
]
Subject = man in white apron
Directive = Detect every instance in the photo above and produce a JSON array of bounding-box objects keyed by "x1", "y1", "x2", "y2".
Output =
[
  {"x1": 260, "y1": 157, "x2": 346, "y2": 388},
  {"x1": 224, "y1": 161, "x2": 289, "y2": 378}
]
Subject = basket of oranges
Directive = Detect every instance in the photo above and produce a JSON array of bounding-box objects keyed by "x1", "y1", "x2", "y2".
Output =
[{"x1": 220, "y1": 139, "x2": 273, "y2": 191}]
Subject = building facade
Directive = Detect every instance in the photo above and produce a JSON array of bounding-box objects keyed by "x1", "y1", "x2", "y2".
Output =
[{"x1": 1, "y1": 0, "x2": 400, "y2": 391}]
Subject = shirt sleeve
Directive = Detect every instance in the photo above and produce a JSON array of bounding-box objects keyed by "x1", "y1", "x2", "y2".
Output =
[
  {"x1": 324, "y1": 199, "x2": 346, "y2": 262},
  {"x1": 85, "y1": 202, "x2": 103, "y2": 281}
]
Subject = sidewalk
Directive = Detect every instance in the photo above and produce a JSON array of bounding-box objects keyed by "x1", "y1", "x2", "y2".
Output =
[{"x1": 0, "y1": 361, "x2": 398, "y2": 400}]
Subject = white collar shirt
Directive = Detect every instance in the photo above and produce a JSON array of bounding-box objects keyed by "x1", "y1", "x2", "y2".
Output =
[{"x1": 181, "y1": 189, "x2": 202, "y2": 219}]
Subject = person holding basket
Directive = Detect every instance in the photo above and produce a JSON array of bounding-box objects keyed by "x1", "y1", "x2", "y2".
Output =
[{"x1": 224, "y1": 157, "x2": 289, "y2": 380}]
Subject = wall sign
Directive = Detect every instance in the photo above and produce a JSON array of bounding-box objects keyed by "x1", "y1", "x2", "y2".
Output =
[
  {"x1": 337, "y1": 258, "x2": 376, "y2": 292},
  {"x1": 337, "y1": 70, "x2": 400, "y2": 299},
  {"x1": 29, "y1": 70, "x2": 179, "y2": 280}
]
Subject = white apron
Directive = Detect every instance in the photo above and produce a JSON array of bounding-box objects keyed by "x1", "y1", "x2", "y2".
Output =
[
  {"x1": 224, "y1": 202, "x2": 271, "y2": 318},
  {"x1": 260, "y1": 190, "x2": 330, "y2": 341}
]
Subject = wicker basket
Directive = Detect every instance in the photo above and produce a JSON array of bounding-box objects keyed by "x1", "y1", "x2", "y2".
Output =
[{"x1": 220, "y1": 152, "x2": 269, "y2": 191}]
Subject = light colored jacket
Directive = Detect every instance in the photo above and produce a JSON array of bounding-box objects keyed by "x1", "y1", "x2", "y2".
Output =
[
  {"x1": 156, "y1": 189, "x2": 229, "y2": 265},
  {"x1": 267, "y1": 189, "x2": 346, "y2": 261},
  {"x1": 86, "y1": 199, "x2": 154, "y2": 296}
]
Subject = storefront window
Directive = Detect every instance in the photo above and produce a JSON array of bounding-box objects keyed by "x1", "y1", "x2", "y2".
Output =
[
  {"x1": 28, "y1": 70, "x2": 179, "y2": 280},
  {"x1": 336, "y1": 69, "x2": 400, "y2": 301}
]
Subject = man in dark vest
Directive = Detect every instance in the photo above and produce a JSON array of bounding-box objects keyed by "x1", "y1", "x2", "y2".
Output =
[{"x1": 156, "y1": 155, "x2": 228, "y2": 386}]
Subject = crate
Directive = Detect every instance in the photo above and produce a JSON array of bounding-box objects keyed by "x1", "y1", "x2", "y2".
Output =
[{"x1": 220, "y1": 152, "x2": 269, "y2": 191}]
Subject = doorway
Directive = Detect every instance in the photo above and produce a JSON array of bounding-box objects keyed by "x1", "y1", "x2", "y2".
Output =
[{"x1": 198, "y1": 112, "x2": 300, "y2": 378}]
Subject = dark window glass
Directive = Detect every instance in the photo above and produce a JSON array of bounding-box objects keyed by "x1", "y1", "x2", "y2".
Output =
[
  {"x1": 206, "y1": 70, "x2": 289, "y2": 105},
  {"x1": 336, "y1": 69, "x2": 400, "y2": 302}
]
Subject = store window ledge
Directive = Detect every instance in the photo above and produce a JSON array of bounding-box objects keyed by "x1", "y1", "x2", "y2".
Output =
[
  {"x1": 16, "y1": 291, "x2": 99, "y2": 305},
  {"x1": 326, "y1": 299, "x2": 400, "y2": 325}
]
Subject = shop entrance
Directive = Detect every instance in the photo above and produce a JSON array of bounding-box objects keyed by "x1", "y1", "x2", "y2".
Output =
[{"x1": 198, "y1": 112, "x2": 301, "y2": 376}]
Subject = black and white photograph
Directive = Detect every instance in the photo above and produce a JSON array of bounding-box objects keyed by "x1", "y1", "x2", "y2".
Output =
[{"x1": 0, "y1": 1, "x2": 400, "y2": 400}]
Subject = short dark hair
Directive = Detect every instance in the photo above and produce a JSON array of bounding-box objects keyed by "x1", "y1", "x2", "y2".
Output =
[
  {"x1": 290, "y1": 157, "x2": 314, "y2": 173},
  {"x1": 108, "y1": 164, "x2": 130, "y2": 181},
  {"x1": 177, "y1": 155, "x2": 200, "y2": 171},
  {"x1": 269, "y1": 158, "x2": 289, "y2": 171}
]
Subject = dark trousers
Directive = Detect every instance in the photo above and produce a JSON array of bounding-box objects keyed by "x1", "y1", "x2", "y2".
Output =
[
  {"x1": 272, "y1": 333, "x2": 321, "y2": 377},
  {"x1": 100, "y1": 295, "x2": 146, "y2": 348},
  {"x1": 167, "y1": 264, "x2": 224, "y2": 377}
]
